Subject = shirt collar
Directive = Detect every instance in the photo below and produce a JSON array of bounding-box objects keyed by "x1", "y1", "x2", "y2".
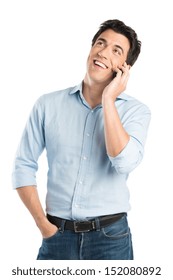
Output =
[
  {"x1": 69, "y1": 82, "x2": 131, "y2": 101},
  {"x1": 69, "y1": 83, "x2": 82, "y2": 95}
]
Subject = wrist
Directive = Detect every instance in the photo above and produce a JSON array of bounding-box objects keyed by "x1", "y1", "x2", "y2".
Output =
[
  {"x1": 102, "y1": 94, "x2": 115, "y2": 107},
  {"x1": 37, "y1": 218, "x2": 58, "y2": 238},
  {"x1": 35, "y1": 215, "x2": 48, "y2": 230}
]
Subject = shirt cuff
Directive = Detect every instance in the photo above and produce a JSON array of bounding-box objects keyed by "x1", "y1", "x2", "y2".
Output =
[
  {"x1": 12, "y1": 170, "x2": 37, "y2": 189},
  {"x1": 108, "y1": 136, "x2": 143, "y2": 174}
]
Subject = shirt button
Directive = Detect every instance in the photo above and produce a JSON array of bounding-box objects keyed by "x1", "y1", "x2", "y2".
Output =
[
  {"x1": 75, "y1": 204, "x2": 80, "y2": 208},
  {"x1": 83, "y1": 156, "x2": 87, "y2": 160},
  {"x1": 79, "y1": 181, "x2": 83, "y2": 185},
  {"x1": 86, "y1": 133, "x2": 90, "y2": 137}
]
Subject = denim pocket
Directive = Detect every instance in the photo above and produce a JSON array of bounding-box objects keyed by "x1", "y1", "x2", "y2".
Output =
[
  {"x1": 43, "y1": 229, "x2": 60, "y2": 242},
  {"x1": 102, "y1": 215, "x2": 129, "y2": 239}
]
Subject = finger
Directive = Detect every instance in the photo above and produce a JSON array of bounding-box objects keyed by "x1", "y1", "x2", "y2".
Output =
[
  {"x1": 114, "y1": 67, "x2": 123, "y2": 77},
  {"x1": 120, "y1": 63, "x2": 130, "y2": 75},
  {"x1": 119, "y1": 65, "x2": 130, "y2": 86},
  {"x1": 123, "y1": 61, "x2": 131, "y2": 69},
  {"x1": 119, "y1": 67, "x2": 130, "y2": 84}
]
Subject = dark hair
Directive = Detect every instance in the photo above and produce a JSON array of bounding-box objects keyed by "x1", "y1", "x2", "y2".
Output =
[{"x1": 92, "y1": 19, "x2": 141, "y2": 66}]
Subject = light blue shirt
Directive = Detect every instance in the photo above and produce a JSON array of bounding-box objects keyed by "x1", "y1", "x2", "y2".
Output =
[{"x1": 12, "y1": 82, "x2": 151, "y2": 220}]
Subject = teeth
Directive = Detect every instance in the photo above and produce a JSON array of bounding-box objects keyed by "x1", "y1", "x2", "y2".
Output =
[{"x1": 94, "y1": 60, "x2": 107, "y2": 69}]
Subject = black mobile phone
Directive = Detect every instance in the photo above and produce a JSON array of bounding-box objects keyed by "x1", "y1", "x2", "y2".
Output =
[{"x1": 112, "y1": 71, "x2": 117, "y2": 78}]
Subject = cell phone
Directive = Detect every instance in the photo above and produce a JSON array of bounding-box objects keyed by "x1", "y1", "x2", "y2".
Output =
[{"x1": 112, "y1": 71, "x2": 117, "y2": 78}]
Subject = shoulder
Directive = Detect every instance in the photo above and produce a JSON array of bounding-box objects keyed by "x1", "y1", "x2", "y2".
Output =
[
  {"x1": 38, "y1": 85, "x2": 77, "y2": 104},
  {"x1": 117, "y1": 92, "x2": 151, "y2": 115},
  {"x1": 33, "y1": 84, "x2": 80, "y2": 112}
]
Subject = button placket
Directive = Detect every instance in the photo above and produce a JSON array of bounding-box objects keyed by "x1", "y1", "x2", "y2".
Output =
[{"x1": 72, "y1": 109, "x2": 98, "y2": 219}]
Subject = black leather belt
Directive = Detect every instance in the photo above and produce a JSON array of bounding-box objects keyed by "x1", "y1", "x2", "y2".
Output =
[{"x1": 47, "y1": 213, "x2": 125, "y2": 233}]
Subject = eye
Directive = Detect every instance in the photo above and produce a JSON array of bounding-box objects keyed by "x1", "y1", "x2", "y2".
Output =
[
  {"x1": 95, "y1": 40, "x2": 104, "y2": 47},
  {"x1": 113, "y1": 48, "x2": 122, "y2": 56}
]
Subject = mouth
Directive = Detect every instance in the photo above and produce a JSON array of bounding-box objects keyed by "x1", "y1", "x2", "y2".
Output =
[{"x1": 93, "y1": 60, "x2": 108, "y2": 69}]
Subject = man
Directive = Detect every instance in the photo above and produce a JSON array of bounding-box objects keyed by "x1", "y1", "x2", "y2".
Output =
[{"x1": 12, "y1": 19, "x2": 151, "y2": 260}]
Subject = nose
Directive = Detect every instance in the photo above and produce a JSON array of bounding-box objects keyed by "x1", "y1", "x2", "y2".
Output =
[{"x1": 97, "y1": 46, "x2": 110, "y2": 59}]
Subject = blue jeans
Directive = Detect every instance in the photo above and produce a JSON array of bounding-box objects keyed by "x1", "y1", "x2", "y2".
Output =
[{"x1": 37, "y1": 215, "x2": 133, "y2": 260}]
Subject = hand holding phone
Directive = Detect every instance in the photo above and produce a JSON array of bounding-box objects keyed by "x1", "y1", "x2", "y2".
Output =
[{"x1": 103, "y1": 62, "x2": 131, "y2": 101}]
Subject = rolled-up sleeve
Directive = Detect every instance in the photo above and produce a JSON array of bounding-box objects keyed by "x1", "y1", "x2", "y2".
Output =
[
  {"x1": 109, "y1": 102, "x2": 151, "y2": 174},
  {"x1": 12, "y1": 98, "x2": 45, "y2": 189}
]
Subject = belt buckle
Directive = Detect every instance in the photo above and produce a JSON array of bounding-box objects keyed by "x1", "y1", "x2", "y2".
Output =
[{"x1": 74, "y1": 221, "x2": 92, "y2": 233}]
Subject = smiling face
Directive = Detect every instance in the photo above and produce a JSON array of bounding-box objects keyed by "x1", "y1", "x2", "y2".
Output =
[{"x1": 86, "y1": 29, "x2": 130, "y2": 85}]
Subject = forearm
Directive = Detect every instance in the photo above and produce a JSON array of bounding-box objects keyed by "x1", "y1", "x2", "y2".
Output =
[
  {"x1": 17, "y1": 186, "x2": 45, "y2": 224},
  {"x1": 17, "y1": 186, "x2": 57, "y2": 237},
  {"x1": 102, "y1": 96, "x2": 129, "y2": 157}
]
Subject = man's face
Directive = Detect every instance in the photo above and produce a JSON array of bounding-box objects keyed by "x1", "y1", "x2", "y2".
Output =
[{"x1": 86, "y1": 29, "x2": 130, "y2": 83}]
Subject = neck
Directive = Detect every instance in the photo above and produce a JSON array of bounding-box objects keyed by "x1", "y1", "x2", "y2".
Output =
[{"x1": 83, "y1": 74, "x2": 111, "y2": 108}]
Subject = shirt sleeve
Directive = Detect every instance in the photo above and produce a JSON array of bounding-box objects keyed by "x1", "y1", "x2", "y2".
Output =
[
  {"x1": 108, "y1": 102, "x2": 151, "y2": 174},
  {"x1": 12, "y1": 97, "x2": 45, "y2": 189}
]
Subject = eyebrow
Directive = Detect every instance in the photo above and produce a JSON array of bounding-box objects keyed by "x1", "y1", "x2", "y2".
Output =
[{"x1": 97, "y1": 37, "x2": 124, "y2": 54}]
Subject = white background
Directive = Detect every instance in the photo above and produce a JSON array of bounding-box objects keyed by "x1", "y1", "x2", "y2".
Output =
[{"x1": 0, "y1": 0, "x2": 173, "y2": 278}]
